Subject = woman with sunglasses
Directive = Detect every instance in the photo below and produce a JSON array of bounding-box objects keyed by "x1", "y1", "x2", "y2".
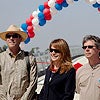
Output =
[
  {"x1": 38, "y1": 38, "x2": 76, "y2": 100},
  {"x1": 76, "y1": 35, "x2": 100, "y2": 100}
]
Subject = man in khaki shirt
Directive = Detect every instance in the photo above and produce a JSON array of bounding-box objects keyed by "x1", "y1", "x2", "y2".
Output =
[
  {"x1": 0, "y1": 25, "x2": 38, "y2": 100},
  {"x1": 76, "y1": 35, "x2": 100, "y2": 100}
]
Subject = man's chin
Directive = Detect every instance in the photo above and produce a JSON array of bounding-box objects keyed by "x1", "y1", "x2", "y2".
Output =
[{"x1": 9, "y1": 45, "x2": 16, "y2": 48}]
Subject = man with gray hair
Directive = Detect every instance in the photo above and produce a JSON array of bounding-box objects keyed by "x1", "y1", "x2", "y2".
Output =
[{"x1": 76, "y1": 35, "x2": 100, "y2": 100}]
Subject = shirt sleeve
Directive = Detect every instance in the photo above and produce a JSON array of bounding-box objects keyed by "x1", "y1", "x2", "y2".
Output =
[
  {"x1": 0, "y1": 53, "x2": 7, "y2": 100},
  {"x1": 21, "y1": 54, "x2": 38, "y2": 100}
]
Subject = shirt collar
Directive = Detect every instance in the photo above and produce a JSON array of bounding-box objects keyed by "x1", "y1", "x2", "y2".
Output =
[
  {"x1": 91, "y1": 63, "x2": 100, "y2": 70},
  {"x1": 6, "y1": 48, "x2": 23, "y2": 58}
]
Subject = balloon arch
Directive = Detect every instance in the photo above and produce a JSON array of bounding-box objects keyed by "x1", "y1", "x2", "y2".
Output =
[{"x1": 20, "y1": 0, "x2": 100, "y2": 44}]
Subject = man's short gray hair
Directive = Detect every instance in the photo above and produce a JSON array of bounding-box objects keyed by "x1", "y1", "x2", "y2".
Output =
[{"x1": 82, "y1": 35, "x2": 100, "y2": 49}]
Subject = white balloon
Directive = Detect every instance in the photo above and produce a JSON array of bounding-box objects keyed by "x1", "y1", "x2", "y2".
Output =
[
  {"x1": 66, "y1": 0, "x2": 74, "y2": 4},
  {"x1": 37, "y1": 9, "x2": 41, "y2": 13},
  {"x1": 48, "y1": 0, "x2": 55, "y2": 8},
  {"x1": 85, "y1": 0, "x2": 96, "y2": 4},
  {"x1": 89, "y1": 0, "x2": 96, "y2": 4},
  {"x1": 96, "y1": 0, "x2": 100, "y2": 4},
  {"x1": 34, "y1": 25, "x2": 40, "y2": 31},
  {"x1": 50, "y1": 7, "x2": 58, "y2": 16},
  {"x1": 32, "y1": 18, "x2": 39, "y2": 26},
  {"x1": 32, "y1": 11, "x2": 38, "y2": 18},
  {"x1": 85, "y1": 0, "x2": 91, "y2": 4}
]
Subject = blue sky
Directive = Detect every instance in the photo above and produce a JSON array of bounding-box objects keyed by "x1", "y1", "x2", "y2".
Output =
[{"x1": 0, "y1": 0, "x2": 100, "y2": 51}]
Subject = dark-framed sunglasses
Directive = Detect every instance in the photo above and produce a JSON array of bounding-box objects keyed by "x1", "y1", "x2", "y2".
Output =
[
  {"x1": 82, "y1": 45, "x2": 95, "y2": 49},
  {"x1": 5, "y1": 33, "x2": 21, "y2": 39},
  {"x1": 50, "y1": 48, "x2": 60, "y2": 53}
]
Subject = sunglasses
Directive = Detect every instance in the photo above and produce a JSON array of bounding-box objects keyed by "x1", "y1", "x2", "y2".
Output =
[
  {"x1": 5, "y1": 33, "x2": 21, "y2": 39},
  {"x1": 50, "y1": 48, "x2": 60, "y2": 53},
  {"x1": 82, "y1": 45, "x2": 95, "y2": 49}
]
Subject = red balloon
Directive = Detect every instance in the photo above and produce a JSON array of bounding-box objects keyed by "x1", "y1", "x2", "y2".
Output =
[
  {"x1": 28, "y1": 31, "x2": 35, "y2": 38},
  {"x1": 27, "y1": 26, "x2": 34, "y2": 33},
  {"x1": 56, "y1": 0, "x2": 64, "y2": 4},
  {"x1": 26, "y1": 18, "x2": 32, "y2": 26},
  {"x1": 44, "y1": 2, "x2": 50, "y2": 9},
  {"x1": 98, "y1": 8, "x2": 100, "y2": 12},
  {"x1": 30, "y1": 14, "x2": 34, "y2": 20},
  {"x1": 43, "y1": 8, "x2": 50, "y2": 16},
  {"x1": 45, "y1": 14, "x2": 52, "y2": 20}
]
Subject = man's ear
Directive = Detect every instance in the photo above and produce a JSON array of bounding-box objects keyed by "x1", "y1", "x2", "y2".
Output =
[{"x1": 20, "y1": 37, "x2": 22, "y2": 42}]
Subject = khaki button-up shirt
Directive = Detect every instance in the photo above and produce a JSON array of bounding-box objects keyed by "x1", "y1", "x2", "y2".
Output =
[
  {"x1": 0, "y1": 49, "x2": 38, "y2": 100},
  {"x1": 76, "y1": 63, "x2": 100, "y2": 100}
]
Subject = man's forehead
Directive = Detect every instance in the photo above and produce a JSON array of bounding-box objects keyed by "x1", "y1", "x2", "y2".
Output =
[{"x1": 84, "y1": 40, "x2": 95, "y2": 44}]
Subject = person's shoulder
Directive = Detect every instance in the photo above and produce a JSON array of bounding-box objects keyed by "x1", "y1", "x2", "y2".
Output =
[
  {"x1": 0, "y1": 51, "x2": 6, "y2": 56},
  {"x1": 46, "y1": 65, "x2": 50, "y2": 70},
  {"x1": 0, "y1": 51, "x2": 7, "y2": 62},
  {"x1": 45, "y1": 65, "x2": 51, "y2": 73},
  {"x1": 69, "y1": 67, "x2": 76, "y2": 72},
  {"x1": 76, "y1": 63, "x2": 89, "y2": 75},
  {"x1": 65, "y1": 67, "x2": 76, "y2": 75}
]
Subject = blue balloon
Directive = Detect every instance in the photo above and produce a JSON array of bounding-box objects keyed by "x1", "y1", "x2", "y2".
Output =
[
  {"x1": 55, "y1": 3, "x2": 63, "y2": 11},
  {"x1": 21, "y1": 23, "x2": 28, "y2": 31},
  {"x1": 38, "y1": 12, "x2": 45, "y2": 20},
  {"x1": 93, "y1": 2, "x2": 100, "y2": 8},
  {"x1": 39, "y1": 19, "x2": 46, "y2": 26},
  {"x1": 62, "y1": 0, "x2": 68, "y2": 7},
  {"x1": 24, "y1": 37, "x2": 30, "y2": 44},
  {"x1": 38, "y1": 5, "x2": 45, "y2": 12}
]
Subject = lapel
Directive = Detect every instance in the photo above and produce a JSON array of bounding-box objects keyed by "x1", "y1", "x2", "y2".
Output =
[
  {"x1": 46, "y1": 66, "x2": 73, "y2": 86},
  {"x1": 49, "y1": 71, "x2": 67, "y2": 86}
]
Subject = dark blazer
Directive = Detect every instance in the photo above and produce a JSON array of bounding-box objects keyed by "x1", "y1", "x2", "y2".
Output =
[{"x1": 38, "y1": 66, "x2": 76, "y2": 100}]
